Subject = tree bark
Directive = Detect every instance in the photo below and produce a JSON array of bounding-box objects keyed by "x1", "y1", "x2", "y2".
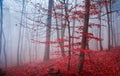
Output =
[
  {"x1": 105, "y1": 0, "x2": 111, "y2": 51},
  {"x1": 98, "y1": 1, "x2": 103, "y2": 51},
  {"x1": 109, "y1": 0, "x2": 114, "y2": 48},
  {"x1": 64, "y1": 0, "x2": 72, "y2": 70},
  {"x1": 77, "y1": 0, "x2": 90, "y2": 72}
]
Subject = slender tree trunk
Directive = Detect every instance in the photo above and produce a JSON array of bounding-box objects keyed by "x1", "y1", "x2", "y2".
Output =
[
  {"x1": 44, "y1": 0, "x2": 53, "y2": 61},
  {"x1": 63, "y1": 0, "x2": 71, "y2": 70},
  {"x1": 99, "y1": 21, "x2": 103, "y2": 50},
  {"x1": 53, "y1": 6, "x2": 65, "y2": 57},
  {"x1": 17, "y1": 0, "x2": 25, "y2": 66},
  {"x1": 77, "y1": 0, "x2": 90, "y2": 72},
  {"x1": 35, "y1": 26, "x2": 38, "y2": 60},
  {"x1": 60, "y1": 3, "x2": 65, "y2": 57},
  {"x1": 3, "y1": 32, "x2": 7, "y2": 67},
  {"x1": 109, "y1": 0, "x2": 114, "y2": 48},
  {"x1": 29, "y1": 38, "x2": 32, "y2": 63},
  {"x1": 60, "y1": 27, "x2": 65, "y2": 57},
  {"x1": 72, "y1": 0, "x2": 77, "y2": 53},
  {"x1": 0, "y1": 0, "x2": 7, "y2": 68},
  {"x1": 95, "y1": 18, "x2": 99, "y2": 50},
  {"x1": 98, "y1": 1, "x2": 103, "y2": 51},
  {"x1": 105, "y1": 0, "x2": 111, "y2": 51},
  {"x1": 112, "y1": 13, "x2": 117, "y2": 47},
  {"x1": 0, "y1": 0, "x2": 3, "y2": 57},
  {"x1": 116, "y1": 14, "x2": 119, "y2": 46}
]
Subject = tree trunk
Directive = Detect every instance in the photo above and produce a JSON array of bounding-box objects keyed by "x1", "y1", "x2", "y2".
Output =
[
  {"x1": 17, "y1": 0, "x2": 25, "y2": 66},
  {"x1": 112, "y1": 13, "x2": 117, "y2": 47},
  {"x1": 77, "y1": 0, "x2": 90, "y2": 72},
  {"x1": 98, "y1": 1, "x2": 103, "y2": 51},
  {"x1": 72, "y1": 0, "x2": 77, "y2": 53},
  {"x1": 0, "y1": 0, "x2": 7, "y2": 68},
  {"x1": 60, "y1": 5, "x2": 65, "y2": 57},
  {"x1": 44, "y1": 0, "x2": 53, "y2": 61},
  {"x1": 105, "y1": 0, "x2": 111, "y2": 51},
  {"x1": 63, "y1": 0, "x2": 71, "y2": 70},
  {"x1": 0, "y1": 0, "x2": 3, "y2": 57},
  {"x1": 109, "y1": 0, "x2": 114, "y2": 48},
  {"x1": 53, "y1": 6, "x2": 65, "y2": 57}
]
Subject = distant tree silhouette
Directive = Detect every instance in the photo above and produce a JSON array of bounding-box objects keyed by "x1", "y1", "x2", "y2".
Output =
[{"x1": 44, "y1": 0, "x2": 54, "y2": 61}]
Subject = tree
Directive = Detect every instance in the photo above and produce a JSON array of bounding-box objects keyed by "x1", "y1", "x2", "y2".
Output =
[
  {"x1": 71, "y1": 0, "x2": 78, "y2": 53},
  {"x1": 44, "y1": 0, "x2": 54, "y2": 61},
  {"x1": 105, "y1": 0, "x2": 111, "y2": 51},
  {"x1": 0, "y1": 0, "x2": 7, "y2": 68},
  {"x1": 0, "y1": 0, "x2": 3, "y2": 57},
  {"x1": 64, "y1": 0, "x2": 71, "y2": 70},
  {"x1": 98, "y1": 0, "x2": 103, "y2": 50},
  {"x1": 17, "y1": 0, "x2": 25, "y2": 66},
  {"x1": 53, "y1": 2, "x2": 66, "y2": 57},
  {"x1": 77, "y1": 0, "x2": 90, "y2": 72}
]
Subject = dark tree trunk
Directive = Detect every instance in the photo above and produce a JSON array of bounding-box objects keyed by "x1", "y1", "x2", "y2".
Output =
[
  {"x1": 98, "y1": 1, "x2": 103, "y2": 51},
  {"x1": 105, "y1": 0, "x2": 111, "y2": 51},
  {"x1": 77, "y1": 0, "x2": 90, "y2": 72},
  {"x1": 63, "y1": 0, "x2": 71, "y2": 70}
]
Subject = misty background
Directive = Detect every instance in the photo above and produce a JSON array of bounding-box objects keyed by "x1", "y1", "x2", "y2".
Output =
[{"x1": 0, "y1": 0, "x2": 120, "y2": 68}]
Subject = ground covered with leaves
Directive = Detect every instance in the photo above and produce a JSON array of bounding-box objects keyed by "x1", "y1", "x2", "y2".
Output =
[{"x1": 1, "y1": 48, "x2": 120, "y2": 76}]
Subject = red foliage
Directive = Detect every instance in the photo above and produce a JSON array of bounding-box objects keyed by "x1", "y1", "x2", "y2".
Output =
[
  {"x1": 61, "y1": 23, "x2": 67, "y2": 28},
  {"x1": 4, "y1": 48, "x2": 120, "y2": 76},
  {"x1": 14, "y1": 0, "x2": 118, "y2": 75},
  {"x1": 70, "y1": 16, "x2": 79, "y2": 21}
]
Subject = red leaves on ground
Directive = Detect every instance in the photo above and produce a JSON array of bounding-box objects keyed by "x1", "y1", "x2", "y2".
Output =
[{"x1": 4, "y1": 48, "x2": 120, "y2": 76}]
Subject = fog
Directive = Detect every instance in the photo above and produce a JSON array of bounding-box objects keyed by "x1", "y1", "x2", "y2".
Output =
[{"x1": 0, "y1": 0, "x2": 120, "y2": 68}]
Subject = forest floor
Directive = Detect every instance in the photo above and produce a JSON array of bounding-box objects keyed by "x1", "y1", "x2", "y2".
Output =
[{"x1": 1, "y1": 47, "x2": 120, "y2": 76}]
